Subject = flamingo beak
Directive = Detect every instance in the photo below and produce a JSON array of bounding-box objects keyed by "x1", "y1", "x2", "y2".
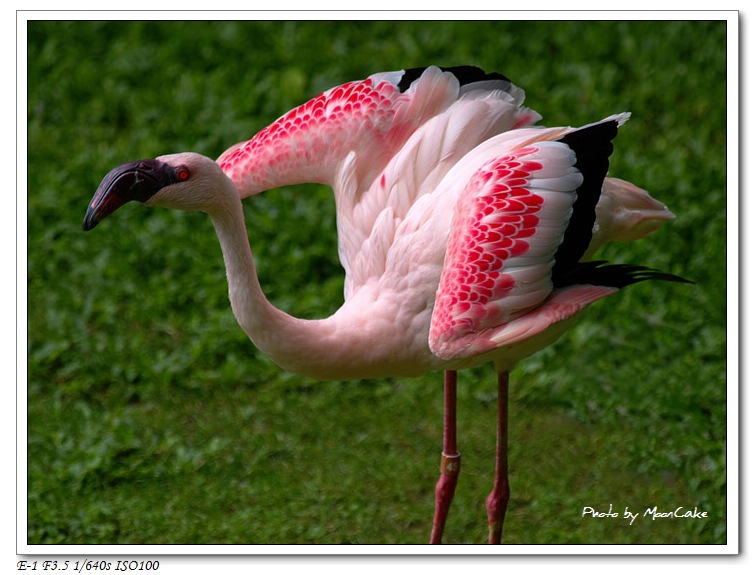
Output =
[{"x1": 83, "y1": 159, "x2": 179, "y2": 231}]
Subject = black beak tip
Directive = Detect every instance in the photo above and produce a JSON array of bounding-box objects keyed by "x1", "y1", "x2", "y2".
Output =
[{"x1": 82, "y1": 209, "x2": 99, "y2": 231}]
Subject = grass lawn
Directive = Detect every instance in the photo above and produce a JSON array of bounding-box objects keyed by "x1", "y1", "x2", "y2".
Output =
[{"x1": 25, "y1": 19, "x2": 727, "y2": 545}]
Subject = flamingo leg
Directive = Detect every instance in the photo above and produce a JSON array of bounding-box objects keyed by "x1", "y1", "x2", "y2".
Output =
[
  {"x1": 429, "y1": 370, "x2": 461, "y2": 544},
  {"x1": 486, "y1": 370, "x2": 510, "y2": 544}
]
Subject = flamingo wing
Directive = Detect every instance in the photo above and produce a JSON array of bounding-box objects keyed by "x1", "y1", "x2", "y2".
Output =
[
  {"x1": 337, "y1": 77, "x2": 542, "y2": 298},
  {"x1": 218, "y1": 66, "x2": 539, "y2": 199},
  {"x1": 428, "y1": 116, "x2": 627, "y2": 360}
]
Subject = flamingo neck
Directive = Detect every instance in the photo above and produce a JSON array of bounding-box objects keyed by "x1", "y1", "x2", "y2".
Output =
[{"x1": 208, "y1": 197, "x2": 318, "y2": 373}]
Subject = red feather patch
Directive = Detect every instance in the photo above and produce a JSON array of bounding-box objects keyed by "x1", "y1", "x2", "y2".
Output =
[{"x1": 430, "y1": 148, "x2": 545, "y2": 352}]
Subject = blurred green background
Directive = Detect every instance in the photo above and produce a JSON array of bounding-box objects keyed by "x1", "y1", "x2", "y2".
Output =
[{"x1": 26, "y1": 20, "x2": 727, "y2": 545}]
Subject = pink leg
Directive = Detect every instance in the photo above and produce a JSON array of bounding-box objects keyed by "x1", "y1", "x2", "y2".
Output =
[
  {"x1": 429, "y1": 370, "x2": 461, "y2": 544},
  {"x1": 486, "y1": 371, "x2": 510, "y2": 544}
]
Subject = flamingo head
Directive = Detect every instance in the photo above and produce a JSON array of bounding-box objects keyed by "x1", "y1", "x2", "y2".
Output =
[{"x1": 83, "y1": 152, "x2": 233, "y2": 231}]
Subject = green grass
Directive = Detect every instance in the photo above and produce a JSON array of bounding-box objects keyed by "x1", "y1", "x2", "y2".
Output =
[{"x1": 26, "y1": 20, "x2": 727, "y2": 545}]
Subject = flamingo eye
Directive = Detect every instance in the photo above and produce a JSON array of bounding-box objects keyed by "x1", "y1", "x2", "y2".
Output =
[{"x1": 175, "y1": 166, "x2": 190, "y2": 182}]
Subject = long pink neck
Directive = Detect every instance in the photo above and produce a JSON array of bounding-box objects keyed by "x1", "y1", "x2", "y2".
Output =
[
  {"x1": 210, "y1": 199, "x2": 285, "y2": 338},
  {"x1": 207, "y1": 187, "x2": 401, "y2": 381},
  {"x1": 207, "y1": 195, "x2": 324, "y2": 371}
]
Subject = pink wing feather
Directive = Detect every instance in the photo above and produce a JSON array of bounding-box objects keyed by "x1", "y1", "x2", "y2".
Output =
[
  {"x1": 218, "y1": 76, "x2": 406, "y2": 194},
  {"x1": 429, "y1": 138, "x2": 589, "y2": 360},
  {"x1": 339, "y1": 87, "x2": 542, "y2": 296},
  {"x1": 218, "y1": 66, "x2": 539, "y2": 199},
  {"x1": 486, "y1": 284, "x2": 619, "y2": 347}
]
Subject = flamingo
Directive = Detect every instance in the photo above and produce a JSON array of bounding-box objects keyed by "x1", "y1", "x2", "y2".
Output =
[{"x1": 83, "y1": 66, "x2": 688, "y2": 544}]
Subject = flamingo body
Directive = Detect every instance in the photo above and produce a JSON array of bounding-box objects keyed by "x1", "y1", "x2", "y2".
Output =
[{"x1": 83, "y1": 65, "x2": 687, "y2": 543}]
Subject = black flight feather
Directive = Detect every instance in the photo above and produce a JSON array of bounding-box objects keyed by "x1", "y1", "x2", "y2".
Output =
[
  {"x1": 553, "y1": 261, "x2": 693, "y2": 289},
  {"x1": 397, "y1": 65, "x2": 512, "y2": 93},
  {"x1": 551, "y1": 119, "x2": 619, "y2": 285}
]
